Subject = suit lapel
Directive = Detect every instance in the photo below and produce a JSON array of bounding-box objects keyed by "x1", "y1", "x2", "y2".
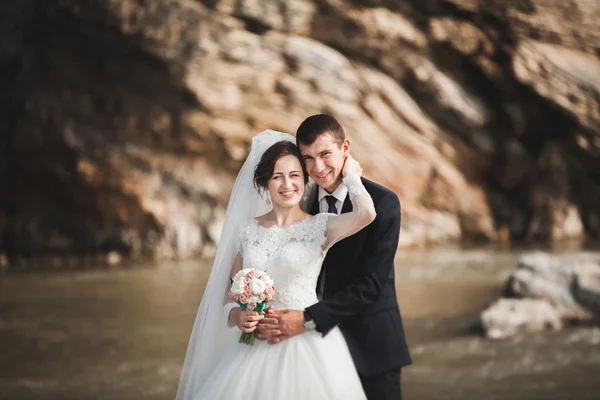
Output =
[
  {"x1": 312, "y1": 186, "x2": 324, "y2": 298},
  {"x1": 340, "y1": 177, "x2": 366, "y2": 214},
  {"x1": 309, "y1": 184, "x2": 320, "y2": 216},
  {"x1": 314, "y1": 181, "x2": 357, "y2": 298},
  {"x1": 341, "y1": 194, "x2": 352, "y2": 214}
]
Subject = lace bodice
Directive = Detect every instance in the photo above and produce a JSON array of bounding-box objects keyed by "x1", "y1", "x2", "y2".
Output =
[{"x1": 238, "y1": 214, "x2": 328, "y2": 310}]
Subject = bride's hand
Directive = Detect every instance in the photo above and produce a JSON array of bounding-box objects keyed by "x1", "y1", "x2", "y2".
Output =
[
  {"x1": 342, "y1": 154, "x2": 362, "y2": 177},
  {"x1": 229, "y1": 308, "x2": 264, "y2": 333}
]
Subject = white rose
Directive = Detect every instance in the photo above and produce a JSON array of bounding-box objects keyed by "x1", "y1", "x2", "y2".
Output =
[
  {"x1": 230, "y1": 278, "x2": 246, "y2": 295},
  {"x1": 233, "y1": 270, "x2": 245, "y2": 280},
  {"x1": 249, "y1": 295, "x2": 261, "y2": 303},
  {"x1": 262, "y1": 275, "x2": 274, "y2": 287},
  {"x1": 249, "y1": 277, "x2": 266, "y2": 295}
]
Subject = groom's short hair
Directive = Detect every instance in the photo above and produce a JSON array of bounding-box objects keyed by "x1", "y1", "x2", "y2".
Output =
[{"x1": 296, "y1": 114, "x2": 346, "y2": 147}]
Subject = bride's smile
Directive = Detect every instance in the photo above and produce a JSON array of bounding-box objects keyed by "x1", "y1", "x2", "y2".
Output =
[{"x1": 279, "y1": 190, "x2": 296, "y2": 199}]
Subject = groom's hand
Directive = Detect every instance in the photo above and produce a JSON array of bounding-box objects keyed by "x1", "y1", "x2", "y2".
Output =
[
  {"x1": 267, "y1": 309, "x2": 305, "y2": 344},
  {"x1": 256, "y1": 309, "x2": 305, "y2": 344},
  {"x1": 255, "y1": 309, "x2": 281, "y2": 341}
]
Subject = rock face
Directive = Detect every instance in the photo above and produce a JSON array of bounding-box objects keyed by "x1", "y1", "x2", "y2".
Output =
[
  {"x1": 480, "y1": 252, "x2": 600, "y2": 338},
  {"x1": 1, "y1": 0, "x2": 599, "y2": 262}
]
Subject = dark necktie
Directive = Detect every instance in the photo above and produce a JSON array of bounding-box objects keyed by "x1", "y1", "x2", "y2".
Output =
[{"x1": 325, "y1": 195, "x2": 338, "y2": 214}]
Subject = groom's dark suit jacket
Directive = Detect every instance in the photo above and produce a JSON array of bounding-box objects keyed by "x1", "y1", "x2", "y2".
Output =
[{"x1": 305, "y1": 177, "x2": 412, "y2": 377}]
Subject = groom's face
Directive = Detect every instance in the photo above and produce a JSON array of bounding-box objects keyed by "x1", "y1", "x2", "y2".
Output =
[{"x1": 299, "y1": 132, "x2": 350, "y2": 193}]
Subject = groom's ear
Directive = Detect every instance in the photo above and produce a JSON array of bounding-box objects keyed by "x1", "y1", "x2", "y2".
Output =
[{"x1": 342, "y1": 139, "x2": 351, "y2": 157}]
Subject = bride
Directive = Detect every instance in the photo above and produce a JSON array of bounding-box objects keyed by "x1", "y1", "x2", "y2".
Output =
[{"x1": 176, "y1": 130, "x2": 376, "y2": 399}]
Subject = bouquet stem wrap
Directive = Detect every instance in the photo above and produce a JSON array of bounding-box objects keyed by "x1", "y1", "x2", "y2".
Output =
[{"x1": 238, "y1": 302, "x2": 268, "y2": 345}]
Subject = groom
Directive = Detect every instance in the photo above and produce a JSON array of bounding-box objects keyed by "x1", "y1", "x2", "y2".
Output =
[{"x1": 256, "y1": 114, "x2": 412, "y2": 399}]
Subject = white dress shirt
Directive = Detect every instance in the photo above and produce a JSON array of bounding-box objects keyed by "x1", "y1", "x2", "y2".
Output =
[{"x1": 318, "y1": 183, "x2": 348, "y2": 215}]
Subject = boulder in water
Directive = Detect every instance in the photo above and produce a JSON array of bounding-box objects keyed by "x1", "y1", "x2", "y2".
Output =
[
  {"x1": 481, "y1": 252, "x2": 600, "y2": 338},
  {"x1": 481, "y1": 298, "x2": 563, "y2": 339},
  {"x1": 573, "y1": 269, "x2": 600, "y2": 316}
]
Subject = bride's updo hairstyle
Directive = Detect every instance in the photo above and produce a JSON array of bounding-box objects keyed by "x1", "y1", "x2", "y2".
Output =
[{"x1": 254, "y1": 140, "x2": 309, "y2": 196}]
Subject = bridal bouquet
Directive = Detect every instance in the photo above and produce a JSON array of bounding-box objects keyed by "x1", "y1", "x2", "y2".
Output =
[{"x1": 229, "y1": 268, "x2": 275, "y2": 345}]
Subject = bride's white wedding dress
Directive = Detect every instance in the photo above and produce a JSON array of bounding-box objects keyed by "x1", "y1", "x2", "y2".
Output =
[{"x1": 194, "y1": 175, "x2": 370, "y2": 400}]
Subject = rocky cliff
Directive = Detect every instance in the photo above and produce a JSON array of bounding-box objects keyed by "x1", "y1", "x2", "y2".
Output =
[{"x1": 1, "y1": 0, "x2": 599, "y2": 263}]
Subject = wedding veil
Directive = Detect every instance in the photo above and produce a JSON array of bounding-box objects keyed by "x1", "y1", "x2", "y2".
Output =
[{"x1": 175, "y1": 130, "x2": 304, "y2": 399}]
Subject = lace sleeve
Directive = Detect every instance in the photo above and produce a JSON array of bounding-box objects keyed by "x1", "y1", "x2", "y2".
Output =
[
  {"x1": 322, "y1": 174, "x2": 376, "y2": 251},
  {"x1": 223, "y1": 251, "x2": 243, "y2": 328},
  {"x1": 234, "y1": 224, "x2": 243, "y2": 256},
  {"x1": 224, "y1": 223, "x2": 246, "y2": 328}
]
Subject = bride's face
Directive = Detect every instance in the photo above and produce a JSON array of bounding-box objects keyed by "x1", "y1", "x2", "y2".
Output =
[{"x1": 268, "y1": 155, "x2": 306, "y2": 208}]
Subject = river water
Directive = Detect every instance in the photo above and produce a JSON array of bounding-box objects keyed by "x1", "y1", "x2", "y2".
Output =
[{"x1": 1, "y1": 248, "x2": 599, "y2": 399}]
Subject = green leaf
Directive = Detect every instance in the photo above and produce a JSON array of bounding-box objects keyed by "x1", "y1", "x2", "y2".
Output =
[{"x1": 254, "y1": 302, "x2": 267, "y2": 313}]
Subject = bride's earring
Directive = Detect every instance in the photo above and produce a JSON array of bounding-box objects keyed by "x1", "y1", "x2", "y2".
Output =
[{"x1": 265, "y1": 196, "x2": 271, "y2": 206}]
